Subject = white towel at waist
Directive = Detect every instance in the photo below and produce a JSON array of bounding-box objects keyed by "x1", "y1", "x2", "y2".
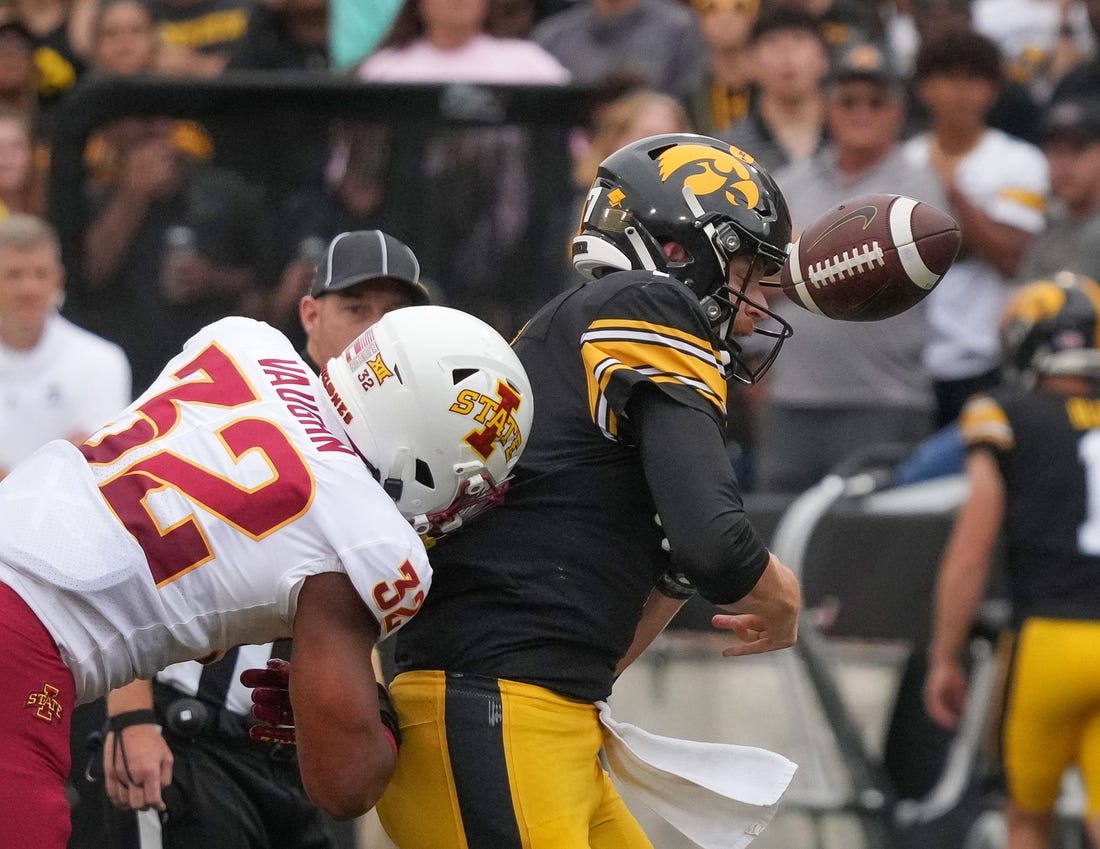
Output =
[{"x1": 597, "y1": 700, "x2": 798, "y2": 849}]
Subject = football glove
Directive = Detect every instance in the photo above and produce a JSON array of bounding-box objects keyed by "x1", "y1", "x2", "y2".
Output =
[
  {"x1": 240, "y1": 658, "x2": 402, "y2": 752},
  {"x1": 240, "y1": 658, "x2": 295, "y2": 744}
]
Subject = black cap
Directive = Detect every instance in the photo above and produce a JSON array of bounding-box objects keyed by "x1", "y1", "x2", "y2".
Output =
[
  {"x1": 310, "y1": 230, "x2": 429, "y2": 303},
  {"x1": 829, "y1": 42, "x2": 901, "y2": 88},
  {"x1": 1039, "y1": 98, "x2": 1100, "y2": 145}
]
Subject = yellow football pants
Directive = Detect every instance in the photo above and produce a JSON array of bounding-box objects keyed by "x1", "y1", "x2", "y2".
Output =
[
  {"x1": 376, "y1": 670, "x2": 654, "y2": 849},
  {"x1": 1002, "y1": 618, "x2": 1100, "y2": 814}
]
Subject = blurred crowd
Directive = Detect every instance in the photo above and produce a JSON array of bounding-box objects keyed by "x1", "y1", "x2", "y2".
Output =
[{"x1": 3, "y1": 0, "x2": 1100, "y2": 494}]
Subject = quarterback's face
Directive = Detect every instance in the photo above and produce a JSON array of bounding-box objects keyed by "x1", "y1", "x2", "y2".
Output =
[
  {"x1": 0, "y1": 241, "x2": 63, "y2": 336},
  {"x1": 301, "y1": 278, "x2": 414, "y2": 365},
  {"x1": 726, "y1": 256, "x2": 770, "y2": 338}
]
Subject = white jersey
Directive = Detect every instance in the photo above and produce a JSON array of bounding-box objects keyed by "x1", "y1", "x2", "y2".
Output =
[
  {"x1": 0, "y1": 314, "x2": 131, "y2": 472},
  {"x1": 903, "y1": 129, "x2": 1049, "y2": 380},
  {"x1": 0, "y1": 317, "x2": 431, "y2": 704}
]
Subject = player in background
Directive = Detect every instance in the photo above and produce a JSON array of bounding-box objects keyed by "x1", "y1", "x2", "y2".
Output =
[
  {"x1": 75, "y1": 231, "x2": 429, "y2": 849},
  {"x1": 372, "y1": 133, "x2": 802, "y2": 848},
  {"x1": 0, "y1": 303, "x2": 533, "y2": 849},
  {"x1": 924, "y1": 271, "x2": 1100, "y2": 849}
]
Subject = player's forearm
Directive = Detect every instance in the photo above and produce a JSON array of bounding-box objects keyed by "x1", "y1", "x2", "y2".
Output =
[
  {"x1": 928, "y1": 453, "x2": 1003, "y2": 662},
  {"x1": 718, "y1": 553, "x2": 800, "y2": 644},
  {"x1": 928, "y1": 547, "x2": 989, "y2": 662},
  {"x1": 946, "y1": 188, "x2": 1031, "y2": 277},
  {"x1": 107, "y1": 677, "x2": 155, "y2": 715},
  {"x1": 632, "y1": 388, "x2": 769, "y2": 602},
  {"x1": 616, "y1": 589, "x2": 688, "y2": 676},
  {"x1": 83, "y1": 194, "x2": 150, "y2": 288}
]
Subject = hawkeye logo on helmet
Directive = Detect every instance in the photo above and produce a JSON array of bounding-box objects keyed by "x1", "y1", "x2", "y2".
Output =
[
  {"x1": 1006, "y1": 281, "x2": 1067, "y2": 324},
  {"x1": 449, "y1": 379, "x2": 524, "y2": 462},
  {"x1": 656, "y1": 143, "x2": 760, "y2": 209}
]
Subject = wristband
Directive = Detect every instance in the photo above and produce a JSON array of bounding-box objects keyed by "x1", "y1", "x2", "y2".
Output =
[
  {"x1": 106, "y1": 709, "x2": 159, "y2": 733},
  {"x1": 655, "y1": 571, "x2": 696, "y2": 600}
]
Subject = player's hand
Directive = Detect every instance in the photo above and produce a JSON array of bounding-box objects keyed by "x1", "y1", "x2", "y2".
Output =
[
  {"x1": 103, "y1": 724, "x2": 173, "y2": 812},
  {"x1": 714, "y1": 554, "x2": 800, "y2": 657},
  {"x1": 710, "y1": 612, "x2": 794, "y2": 656},
  {"x1": 240, "y1": 658, "x2": 296, "y2": 745},
  {"x1": 923, "y1": 655, "x2": 968, "y2": 730}
]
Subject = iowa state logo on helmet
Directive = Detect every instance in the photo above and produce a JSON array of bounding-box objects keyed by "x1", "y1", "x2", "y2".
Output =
[
  {"x1": 656, "y1": 143, "x2": 761, "y2": 209},
  {"x1": 449, "y1": 379, "x2": 524, "y2": 463}
]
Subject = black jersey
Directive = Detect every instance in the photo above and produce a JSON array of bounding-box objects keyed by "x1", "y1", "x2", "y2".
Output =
[
  {"x1": 394, "y1": 271, "x2": 739, "y2": 701},
  {"x1": 959, "y1": 386, "x2": 1100, "y2": 622}
]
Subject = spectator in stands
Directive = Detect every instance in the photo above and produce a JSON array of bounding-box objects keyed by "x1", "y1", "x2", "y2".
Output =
[
  {"x1": 969, "y1": 0, "x2": 1090, "y2": 103},
  {"x1": 144, "y1": 0, "x2": 257, "y2": 77},
  {"x1": 0, "y1": 17, "x2": 43, "y2": 132},
  {"x1": 262, "y1": 122, "x2": 396, "y2": 345},
  {"x1": 356, "y1": 0, "x2": 569, "y2": 336},
  {"x1": 723, "y1": 6, "x2": 830, "y2": 172},
  {"x1": 925, "y1": 271, "x2": 1100, "y2": 849},
  {"x1": 0, "y1": 108, "x2": 46, "y2": 216},
  {"x1": 531, "y1": 0, "x2": 708, "y2": 101},
  {"x1": 553, "y1": 85, "x2": 694, "y2": 292},
  {"x1": 896, "y1": 0, "x2": 1044, "y2": 142},
  {"x1": 903, "y1": 28, "x2": 1049, "y2": 427},
  {"x1": 356, "y1": 0, "x2": 569, "y2": 83},
  {"x1": 1052, "y1": 0, "x2": 1100, "y2": 105},
  {"x1": 328, "y1": 0, "x2": 401, "y2": 71},
  {"x1": 0, "y1": 213, "x2": 130, "y2": 481},
  {"x1": 686, "y1": 0, "x2": 759, "y2": 136},
  {"x1": 226, "y1": 0, "x2": 329, "y2": 71},
  {"x1": 487, "y1": 0, "x2": 539, "y2": 37},
  {"x1": 9, "y1": 0, "x2": 96, "y2": 133},
  {"x1": 886, "y1": 0, "x2": 970, "y2": 76},
  {"x1": 571, "y1": 87, "x2": 693, "y2": 198},
  {"x1": 69, "y1": 231, "x2": 427, "y2": 849},
  {"x1": 1019, "y1": 97, "x2": 1100, "y2": 283},
  {"x1": 77, "y1": 115, "x2": 266, "y2": 393},
  {"x1": 769, "y1": 0, "x2": 885, "y2": 57},
  {"x1": 753, "y1": 42, "x2": 942, "y2": 493},
  {"x1": 86, "y1": 0, "x2": 160, "y2": 76}
]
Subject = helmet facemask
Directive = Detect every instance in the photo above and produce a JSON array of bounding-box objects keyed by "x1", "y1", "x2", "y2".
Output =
[{"x1": 682, "y1": 190, "x2": 793, "y2": 385}]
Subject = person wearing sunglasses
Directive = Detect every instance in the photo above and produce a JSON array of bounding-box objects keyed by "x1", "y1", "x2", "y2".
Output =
[{"x1": 754, "y1": 41, "x2": 948, "y2": 494}]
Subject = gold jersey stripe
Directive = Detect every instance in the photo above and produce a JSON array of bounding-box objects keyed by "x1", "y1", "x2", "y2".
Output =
[
  {"x1": 583, "y1": 335, "x2": 727, "y2": 407},
  {"x1": 999, "y1": 187, "x2": 1046, "y2": 212},
  {"x1": 959, "y1": 395, "x2": 1015, "y2": 450},
  {"x1": 580, "y1": 329, "x2": 726, "y2": 437}
]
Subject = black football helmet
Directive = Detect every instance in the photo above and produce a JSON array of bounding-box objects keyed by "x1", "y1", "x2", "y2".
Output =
[
  {"x1": 571, "y1": 133, "x2": 794, "y2": 384},
  {"x1": 1000, "y1": 271, "x2": 1100, "y2": 382}
]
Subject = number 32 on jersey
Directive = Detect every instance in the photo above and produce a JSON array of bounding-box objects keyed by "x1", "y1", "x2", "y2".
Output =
[{"x1": 80, "y1": 343, "x2": 314, "y2": 587}]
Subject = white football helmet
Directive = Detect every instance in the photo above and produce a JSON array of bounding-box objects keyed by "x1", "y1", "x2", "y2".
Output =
[{"x1": 321, "y1": 305, "x2": 533, "y2": 541}]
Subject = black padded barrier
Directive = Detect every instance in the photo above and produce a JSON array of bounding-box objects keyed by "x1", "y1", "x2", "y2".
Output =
[{"x1": 49, "y1": 73, "x2": 595, "y2": 340}]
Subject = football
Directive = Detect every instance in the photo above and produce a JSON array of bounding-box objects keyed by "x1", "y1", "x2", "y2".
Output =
[{"x1": 778, "y1": 193, "x2": 960, "y2": 322}]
